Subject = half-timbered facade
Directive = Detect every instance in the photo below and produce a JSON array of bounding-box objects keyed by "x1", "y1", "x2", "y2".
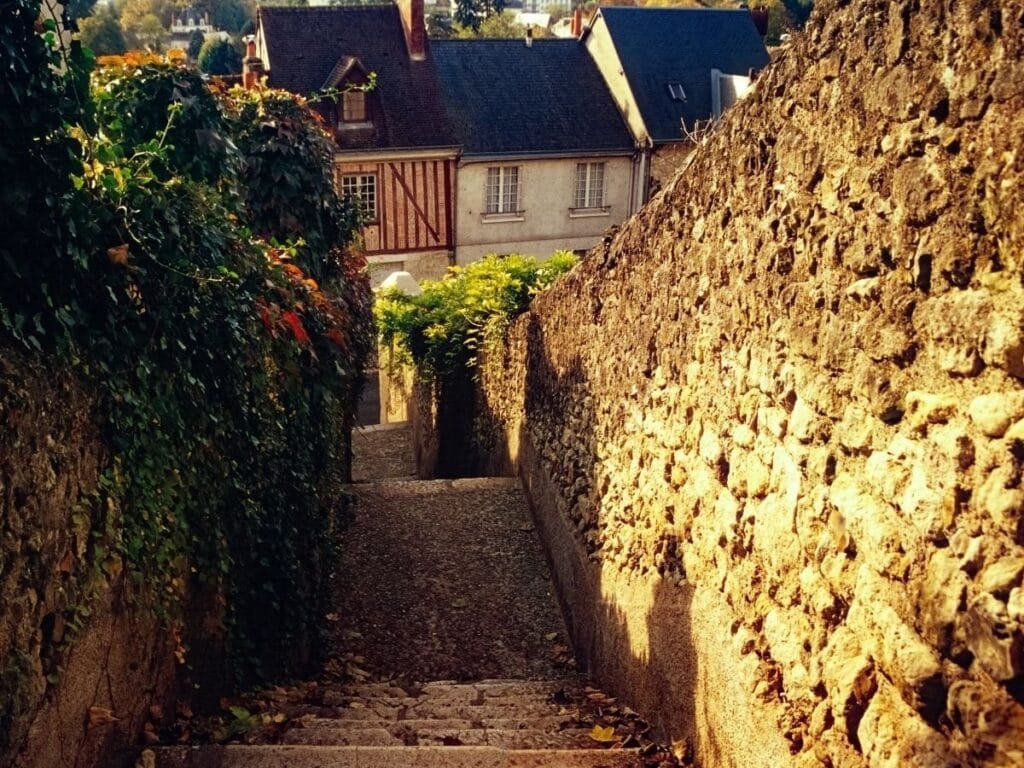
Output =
[
  {"x1": 256, "y1": 1, "x2": 459, "y2": 282},
  {"x1": 334, "y1": 152, "x2": 455, "y2": 262}
]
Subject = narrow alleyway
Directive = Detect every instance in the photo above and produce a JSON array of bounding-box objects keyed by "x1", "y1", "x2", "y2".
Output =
[{"x1": 151, "y1": 425, "x2": 659, "y2": 767}]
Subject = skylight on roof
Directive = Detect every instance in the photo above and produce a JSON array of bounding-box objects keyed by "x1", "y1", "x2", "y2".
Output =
[{"x1": 667, "y1": 83, "x2": 687, "y2": 101}]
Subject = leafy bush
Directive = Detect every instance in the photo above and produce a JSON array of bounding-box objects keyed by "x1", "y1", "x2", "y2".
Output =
[
  {"x1": 187, "y1": 29, "x2": 205, "y2": 60},
  {"x1": 77, "y1": 8, "x2": 128, "y2": 56},
  {"x1": 1, "y1": 4, "x2": 372, "y2": 700},
  {"x1": 198, "y1": 37, "x2": 242, "y2": 75},
  {"x1": 375, "y1": 252, "x2": 577, "y2": 378}
]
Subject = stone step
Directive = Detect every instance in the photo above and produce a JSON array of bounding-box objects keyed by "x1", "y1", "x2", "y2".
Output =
[
  {"x1": 298, "y1": 716, "x2": 574, "y2": 732},
  {"x1": 283, "y1": 725, "x2": 601, "y2": 749},
  {"x1": 319, "y1": 700, "x2": 577, "y2": 723},
  {"x1": 349, "y1": 477, "x2": 522, "y2": 495},
  {"x1": 330, "y1": 692, "x2": 570, "y2": 710},
  {"x1": 333, "y1": 680, "x2": 581, "y2": 704},
  {"x1": 153, "y1": 745, "x2": 638, "y2": 768}
]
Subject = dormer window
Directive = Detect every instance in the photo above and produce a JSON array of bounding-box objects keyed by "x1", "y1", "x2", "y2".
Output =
[
  {"x1": 667, "y1": 83, "x2": 687, "y2": 101},
  {"x1": 322, "y1": 55, "x2": 374, "y2": 133},
  {"x1": 341, "y1": 90, "x2": 367, "y2": 122}
]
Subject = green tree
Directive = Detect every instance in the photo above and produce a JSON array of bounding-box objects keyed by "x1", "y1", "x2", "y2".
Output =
[
  {"x1": 118, "y1": 0, "x2": 173, "y2": 48},
  {"x1": 455, "y1": 10, "x2": 523, "y2": 38},
  {"x1": 198, "y1": 36, "x2": 241, "y2": 74},
  {"x1": 453, "y1": 0, "x2": 505, "y2": 31},
  {"x1": 187, "y1": 28, "x2": 205, "y2": 59},
  {"x1": 427, "y1": 11, "x2": 454, "y2": 39},
  {"x1": 453, "y1": 0, "x2": 479, "y2": 29},
  {"x1": 209, "y1": 0, "x2": 251, "y2": 33},
  {"x1": 65, "y1": 0, "x2": 100, "y2": 21},
  {"x1": 77, "y1": 7, "x2": 127, "y2": 54}
]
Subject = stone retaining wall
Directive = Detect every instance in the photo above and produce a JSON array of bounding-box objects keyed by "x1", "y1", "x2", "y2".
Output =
[
  {"x1": 458, "y1": 1, "x2": 1024, "y2": 765},
  {"x1": 1, "y1": 352, "x2": 177, "y2": 768}
]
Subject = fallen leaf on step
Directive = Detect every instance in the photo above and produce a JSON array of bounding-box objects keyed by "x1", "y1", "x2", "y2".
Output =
[
  {"x1": 544, "y1": 632, "x2": 559, "y2": 641},
  {"x1": 589, "y1": 724, "x2": 617, "y2": 743},
  {"x1": 451, "y1": 598, "x2": 468, "y2": 609},
  {"x1": 672, "y1": 738, "x2": 691, "y2": 760}
]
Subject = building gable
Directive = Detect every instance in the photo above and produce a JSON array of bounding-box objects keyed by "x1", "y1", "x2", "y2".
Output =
[{"x1": 594, "y1": 7, "x2": 770, "y2": 143}]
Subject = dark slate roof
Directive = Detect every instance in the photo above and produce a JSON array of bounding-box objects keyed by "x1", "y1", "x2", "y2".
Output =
[
  {"x1": 432, "y1": 39, "x2": 633, "y2": 157},
  {"x1": 597, "y1": 7, "x2": 770, "y2": 142},
  {"x1": 258, "y1": 5, "x2": 457, "y2": 150}
]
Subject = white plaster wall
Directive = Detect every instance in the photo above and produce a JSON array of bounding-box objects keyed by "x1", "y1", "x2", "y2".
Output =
[
  {"x1": 583, "y1": 15, "x2": 649, "y2": 146},
  {"x1": 454, "y1": 155, "x2": 632, "y2": 265},
  {"x1": 366, "y1": 251, "x2": 451, "y2": 286}
]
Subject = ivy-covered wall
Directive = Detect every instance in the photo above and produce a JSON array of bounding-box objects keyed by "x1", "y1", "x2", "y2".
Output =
[
  {"x1": 1, "y1": 5, "x2": 372, "y2": 767},
  {"x1": 0, "y1": 351, "x2": 179, "y2": 768}
]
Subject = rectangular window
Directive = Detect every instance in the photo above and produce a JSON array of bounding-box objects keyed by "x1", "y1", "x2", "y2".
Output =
[
  {"x1": 341, "y1": 173, "x2": 377, "y2": 220},
  {"x1": 341, "y1": 90, "x2": 367, "y2": 122},
  {"x1": 574, "y1": 162, "x2": 605, "y2": 209},
  {"x1": 485, "y1": 166, "x2": 520, "y2": 214}
]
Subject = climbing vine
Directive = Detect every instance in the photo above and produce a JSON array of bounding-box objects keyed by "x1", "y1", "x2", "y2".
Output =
[{"x1": 0, "y1": 1, "x2": 372, "y2": 729}]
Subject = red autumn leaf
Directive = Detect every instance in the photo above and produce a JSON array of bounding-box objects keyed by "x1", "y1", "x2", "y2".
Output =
[
  {"x1": 258, "y1": 303, "x2": 274, "y2": 333},
  {"x1": 324, "y1": 329, "x2": 347, "y2": 349},
  {"x1": 281, "y1": 311, "x2": 311, "y2": 346}
]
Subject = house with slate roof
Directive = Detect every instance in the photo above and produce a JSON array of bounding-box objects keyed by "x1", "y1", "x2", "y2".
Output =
[
  {"x1": 432, "y1": 38, "x2": 638, "y2": 265},
  {"x1": 581, "y1": 6, "x2": 770, "y2": 196},
  {"x1": 256, "y1": 1, "x2": 460, "y2": 281}
]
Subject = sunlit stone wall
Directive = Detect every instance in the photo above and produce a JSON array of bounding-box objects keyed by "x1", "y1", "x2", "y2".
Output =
[{"x1": 468, "y1": 1, "x2": 1024, "y2": 765}]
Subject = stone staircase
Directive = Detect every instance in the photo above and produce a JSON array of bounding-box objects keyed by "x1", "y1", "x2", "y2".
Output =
[
  {"x1": 155, "y1": 678, "x2": 639, "y2": 766},
  {"x1": 148, "y1": 423, "x2": 648, "y2": 768}
]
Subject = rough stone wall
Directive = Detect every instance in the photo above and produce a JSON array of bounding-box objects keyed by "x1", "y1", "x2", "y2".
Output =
[
  {"x1": 468, "y1": 1, "x2": 1024, "y2": 766},
  {"x1": 378, "y1": 344, "x2": 415, "y2": 425},
  {"x1": 1, "y1": 352, "x2": 176, "y2": 768},
  {"x1": 648, "y1": 142, "x2": 696, "y2": 198}
]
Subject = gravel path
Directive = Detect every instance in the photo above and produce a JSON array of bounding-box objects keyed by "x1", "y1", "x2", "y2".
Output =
[
  {"x1": 351, "y1": 424, "x2": 417, "y2": 482},
  {"x1": 338, "y1": 428, "x2": 571, "y2": 682}
]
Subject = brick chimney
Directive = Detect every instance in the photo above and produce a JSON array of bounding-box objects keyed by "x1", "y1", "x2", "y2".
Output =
[
  {"x1": 749, "y1": 5, "x2": 769, "y2": 37},
  {"x1": 397, "y1": 0, "x2": 426, "y2": 62},
  {"x1": 242, "y1": 34, "x2": 265, "y2": 90},
  {"x1": 570, "y1": 8, "x2": 583, "y2": 38}
]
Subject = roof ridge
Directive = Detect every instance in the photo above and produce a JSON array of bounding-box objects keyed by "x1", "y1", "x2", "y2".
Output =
[
  {"x1": 432, "y1": 38, "x2": 576, "y2": 43},
  {"x1": 260, "y1": 3, "x2": 395, "y2": 11},
  {"x1": 601, "y1": 5, "x2": 748, "y2": 11}
]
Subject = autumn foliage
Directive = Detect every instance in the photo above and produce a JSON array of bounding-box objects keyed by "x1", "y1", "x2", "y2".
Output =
[{"x1": 1, "y1": 6, "x2": 372, "y2": 706}]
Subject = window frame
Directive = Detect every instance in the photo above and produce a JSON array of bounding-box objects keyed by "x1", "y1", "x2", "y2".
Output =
[
  {"x1": 340, "y1": 172, "x2": 378, "y2": 223},
  {"x1": 340, "y1": 89, "x2": 368, "y2": 123},
  {"x1": 483, "y1": 165, "x2": 523, "y2": 219},
  {"x1": 570, "y1": 161, "x2": 608, "y2": 215}
]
